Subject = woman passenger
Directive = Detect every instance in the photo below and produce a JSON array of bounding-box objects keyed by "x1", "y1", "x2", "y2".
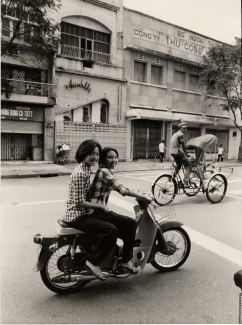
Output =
[{"x1": 88, "y1": 147, "x2": 152, "y2": 274}]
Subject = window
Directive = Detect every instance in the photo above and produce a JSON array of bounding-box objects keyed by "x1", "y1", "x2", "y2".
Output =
[
  {"x1": 2, "y1": 18, "x2": 10, "y2": 37},
  {"x1": 100, "y1": 104, "x2": 108, "y2": 123},
  {"x1": 174, "y1": 71, "x2": 185, "y2": 90},
  {"x1": 12, "y1": 20, "x2": 21, "y2": 40},
  {"x1": 151, "y1": 65, "x2": 163, "y2": 85},
  {"x1": 189, "y1": 74, "x2": 199, "y2": 92},
  {"x1": 134, "y1": 61, "x2": 146, "y2": 83},
  {"x1": 83, "y1": 107, "x2": 89, "y2": 122},
  {"x1": 61, "y1": 21, "x2": 111, "y2": 63}
]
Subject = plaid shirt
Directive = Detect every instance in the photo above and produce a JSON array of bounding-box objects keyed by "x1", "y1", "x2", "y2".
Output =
[
  {"x1": 88, "y1": 168, "x2": 129, "y2": 206},
  {"x1": 62, "y1": 162, "x2": 93, "y2": 222}
]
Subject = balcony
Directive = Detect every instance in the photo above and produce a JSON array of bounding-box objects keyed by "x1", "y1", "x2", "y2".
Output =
[
  {"x1": 59, "y1": 45, "x2": 111, "y2": 64},
  {"x1": 1, "y1": 79, "x2": 57, "y2": 105}
]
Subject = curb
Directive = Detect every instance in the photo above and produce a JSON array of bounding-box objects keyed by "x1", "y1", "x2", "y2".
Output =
[
  {"x1": 1, "y1": 162, "x2": 241, "y2": 179},
  {"x1": 1, "y1": 171, "x2": 72, "y2": 179},
  {"x1": 1, "y1": 166, "x2": 166, "y2": 179}
]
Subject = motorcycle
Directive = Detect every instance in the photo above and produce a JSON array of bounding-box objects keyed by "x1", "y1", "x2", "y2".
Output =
[{"x1": 33, "y1": 198, "x2": 191, "y2": 294}]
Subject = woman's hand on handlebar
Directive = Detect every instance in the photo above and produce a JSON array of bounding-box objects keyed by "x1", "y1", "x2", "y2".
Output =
[{"x1": 138, "y1": 191, "x2": 154, "y2": 203}]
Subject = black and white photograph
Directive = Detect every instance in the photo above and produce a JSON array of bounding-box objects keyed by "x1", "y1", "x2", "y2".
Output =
[{"x1": 1, "y1": 0, "x2": 242, "y2": 324}]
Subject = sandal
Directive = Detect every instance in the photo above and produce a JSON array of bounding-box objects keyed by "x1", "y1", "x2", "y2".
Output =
[
  {"x1": 119, "y1": 261, "x2": 139, "y2": 274},
  {"x1": 85, "y1": 261, "x2": 105, "y2": 281}
]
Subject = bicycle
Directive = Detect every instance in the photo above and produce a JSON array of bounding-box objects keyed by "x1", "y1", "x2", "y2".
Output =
[{"x1": 152, "y1": 134, "x2": 233, "y2": 206}]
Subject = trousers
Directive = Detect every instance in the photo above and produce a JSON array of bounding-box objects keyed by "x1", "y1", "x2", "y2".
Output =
[
  {"x1": 171, "y1": 150, "x2": 192, "y2": 183},
  {"x1": 159, "y1": 152, "x2": 164, "y2": 162},
  {"x1": 65, "y1": 210, "x2": 137, "y2": 269}
]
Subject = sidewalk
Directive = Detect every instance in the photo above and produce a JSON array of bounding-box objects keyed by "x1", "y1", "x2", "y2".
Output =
[{"x1": 1, "y1": 158, "x2": 241, "y2": 179}]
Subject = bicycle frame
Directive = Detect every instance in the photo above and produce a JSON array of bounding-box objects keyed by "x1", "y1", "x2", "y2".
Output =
[{"x1": 170, "y1": 163, "x2": 194, "y2": 194}]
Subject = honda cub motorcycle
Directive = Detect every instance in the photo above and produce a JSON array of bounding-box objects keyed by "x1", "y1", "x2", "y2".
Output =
[{"x1": 33, "y1": 198, "x2": 191, "y2": 294}]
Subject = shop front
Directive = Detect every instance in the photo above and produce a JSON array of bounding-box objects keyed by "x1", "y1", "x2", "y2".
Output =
[{"x1": 1, "y1": 102, "x2": 44, "y2": 161}]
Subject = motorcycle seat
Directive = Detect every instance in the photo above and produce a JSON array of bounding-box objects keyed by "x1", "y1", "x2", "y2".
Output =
[{"x1": 56, "y1": 219, "x2": 85, "y2": 235}]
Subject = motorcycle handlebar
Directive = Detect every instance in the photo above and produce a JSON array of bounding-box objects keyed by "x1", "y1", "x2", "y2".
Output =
[{"x1": 136, "y1": 199, "x2": 151, "y2": 209}]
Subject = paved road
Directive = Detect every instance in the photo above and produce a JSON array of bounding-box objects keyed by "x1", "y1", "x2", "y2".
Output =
[{"x1": 1, "y1": 169, "x2": 242, "y2": 324}]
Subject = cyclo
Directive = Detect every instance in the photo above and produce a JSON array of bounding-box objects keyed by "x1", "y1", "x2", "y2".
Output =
[{"x1": 152, "y1": 134, "x2": 233, "y2": 206}]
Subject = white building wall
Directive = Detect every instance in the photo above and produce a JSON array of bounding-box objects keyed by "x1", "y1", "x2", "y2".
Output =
[
  {"x1": 92, "y1": 101, "x2": 101, "y2": 123},
  {"x1": 228, "y1": 128, "x2": 241, "y2": 159}
]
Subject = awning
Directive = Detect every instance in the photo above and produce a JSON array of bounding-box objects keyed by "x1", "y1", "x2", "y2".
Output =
[{"x1": 126, "y1": 108, "x2": 216, "y2": 124}]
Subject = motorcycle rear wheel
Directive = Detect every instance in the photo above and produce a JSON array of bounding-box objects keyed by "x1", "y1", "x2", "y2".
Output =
[
  {"x1": 40, "y1": 244, "x2": 89, "y2": 294},
  {"x1": 151, "y1": 227, "x2": 191, "y2": 272}
]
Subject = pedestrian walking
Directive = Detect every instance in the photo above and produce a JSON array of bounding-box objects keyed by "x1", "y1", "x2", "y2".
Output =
[
  {"x1": 159, "y1": 140, "x2": 166, "y2": 163},
  {"x1": 217, "y1": 144, "x2": 224, "y2": 162}
]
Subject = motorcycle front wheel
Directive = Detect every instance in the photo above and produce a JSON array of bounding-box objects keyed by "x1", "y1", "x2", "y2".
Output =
[
  {"x1": 151, "y1": 227, "x2": 191, "y2": 272},
  {"x1": 40, "y1": 244, "x2": 89, "y2": 294}
]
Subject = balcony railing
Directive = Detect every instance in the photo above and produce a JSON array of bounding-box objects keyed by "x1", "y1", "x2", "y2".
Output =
[
  {"x1": 60, "y1": 45, "x2": 111, "y2": 64},
  {"x1": 1, "y1": 78, "x2": 57, "y2": 99}
]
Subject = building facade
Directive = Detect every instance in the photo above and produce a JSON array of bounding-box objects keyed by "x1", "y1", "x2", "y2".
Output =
[
  {"x1": 53, "y1": 0, "x2": 128, "y2": 160},
  {"x1": 123, "y1": 7, "x2": 240, "y2": 160},
  {"x1": 2, "y1": 0, "x2": 240, "y2": 162},
  {"x1": 1, "y1": 5, "x2": 57, "y2": 161}
]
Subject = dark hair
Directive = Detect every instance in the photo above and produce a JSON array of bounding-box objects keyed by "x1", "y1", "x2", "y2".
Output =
[
  {"x1": 99, "y1": 147, "x2": 119, "y2": 167},
  {"x1": 75, "y1": 139, "x2": 102, "y2": 163}
]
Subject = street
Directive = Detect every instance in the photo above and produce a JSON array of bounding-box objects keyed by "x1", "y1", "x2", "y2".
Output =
[{"x1": 1, "y1": 167, "x2": 242, "y2": 324}]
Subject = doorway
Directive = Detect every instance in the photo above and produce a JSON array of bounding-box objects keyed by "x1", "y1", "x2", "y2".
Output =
[
  {"x1": 133, "y1": 120, "x2": 161, "y2": 159},
  {"x1": 1, "y1": 133, "x2": 32, "y2": 160}
]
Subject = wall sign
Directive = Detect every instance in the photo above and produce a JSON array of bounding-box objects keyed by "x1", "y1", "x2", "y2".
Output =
[
  {"x1": 1, "y1": 104, "x2": 43, "y2": 121},
  {"x1": 133, "y1": 28, "x2": 218, "y2": 56},
  {"x1": 65, "y1": 79, "x2": 91, "y2": 93}
]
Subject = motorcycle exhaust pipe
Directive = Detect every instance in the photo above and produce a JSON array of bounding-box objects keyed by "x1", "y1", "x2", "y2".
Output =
[{"x1": 52, "y1": 272, "x2": 115, "y2": 283}]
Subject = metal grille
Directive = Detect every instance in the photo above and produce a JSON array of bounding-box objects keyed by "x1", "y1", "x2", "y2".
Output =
[
  {"x1": 1, "y1": 134, "x2": 31, "y2": 160},
  {"x1": 1, "y1": 134, "x2": 11, "y2": 160}
]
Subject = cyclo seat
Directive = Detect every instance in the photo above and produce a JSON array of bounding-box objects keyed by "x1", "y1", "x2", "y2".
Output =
[{"x1": 56, "y1": 219, "x2": 85, "y2": 235}]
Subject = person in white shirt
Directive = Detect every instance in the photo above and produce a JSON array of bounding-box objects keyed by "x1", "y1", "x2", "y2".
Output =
[
  {"x1": 159, "y1": 140, "x2": 166, "y2": 162},
  {"x1": 217, "y1": 144, "x2": 224, "y2": 162}
]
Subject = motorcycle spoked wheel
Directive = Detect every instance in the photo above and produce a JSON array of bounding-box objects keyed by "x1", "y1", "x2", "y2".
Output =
[
  {"x1": 40, "y1": 244, "x2": 89, "y2": 294},
  {"x1": 151, "y1": 227, "x2": 191, "y2": 272}
]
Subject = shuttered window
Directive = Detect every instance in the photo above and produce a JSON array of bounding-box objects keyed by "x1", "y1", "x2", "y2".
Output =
[
  {"x1": 151, "y1": 65, "x2": 163, "y2": 85},
  {"x1": 174, "y1": 71, "x2": 185, "y2": 90},
  {"x1": 134, "y1": 61, "x2": 146, "y2": 83}
]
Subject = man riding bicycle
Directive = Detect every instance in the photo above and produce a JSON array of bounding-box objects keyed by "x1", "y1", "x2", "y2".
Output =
[{"x1": 169, "y1": 122, "x2": 193, "y2": 188}]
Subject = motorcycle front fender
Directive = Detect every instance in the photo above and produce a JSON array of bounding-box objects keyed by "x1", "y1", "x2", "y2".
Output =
[{"x1": 159, "y1": 221, "x2": 183, "y2": 232}]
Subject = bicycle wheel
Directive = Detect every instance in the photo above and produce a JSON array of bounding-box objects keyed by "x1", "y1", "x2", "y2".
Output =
[
  {"x1": 152, "y1": 174, "x2": 177, "y2": 206},
  {"x1": 151, "y1": 227, "x2": 191, "y2": 271},
  {"x1": 184, "y1": 170, "x2": 201, "y2": 196},
  {"x1": 206, "y1": 174, "x2": 227, "y2": 203}
]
